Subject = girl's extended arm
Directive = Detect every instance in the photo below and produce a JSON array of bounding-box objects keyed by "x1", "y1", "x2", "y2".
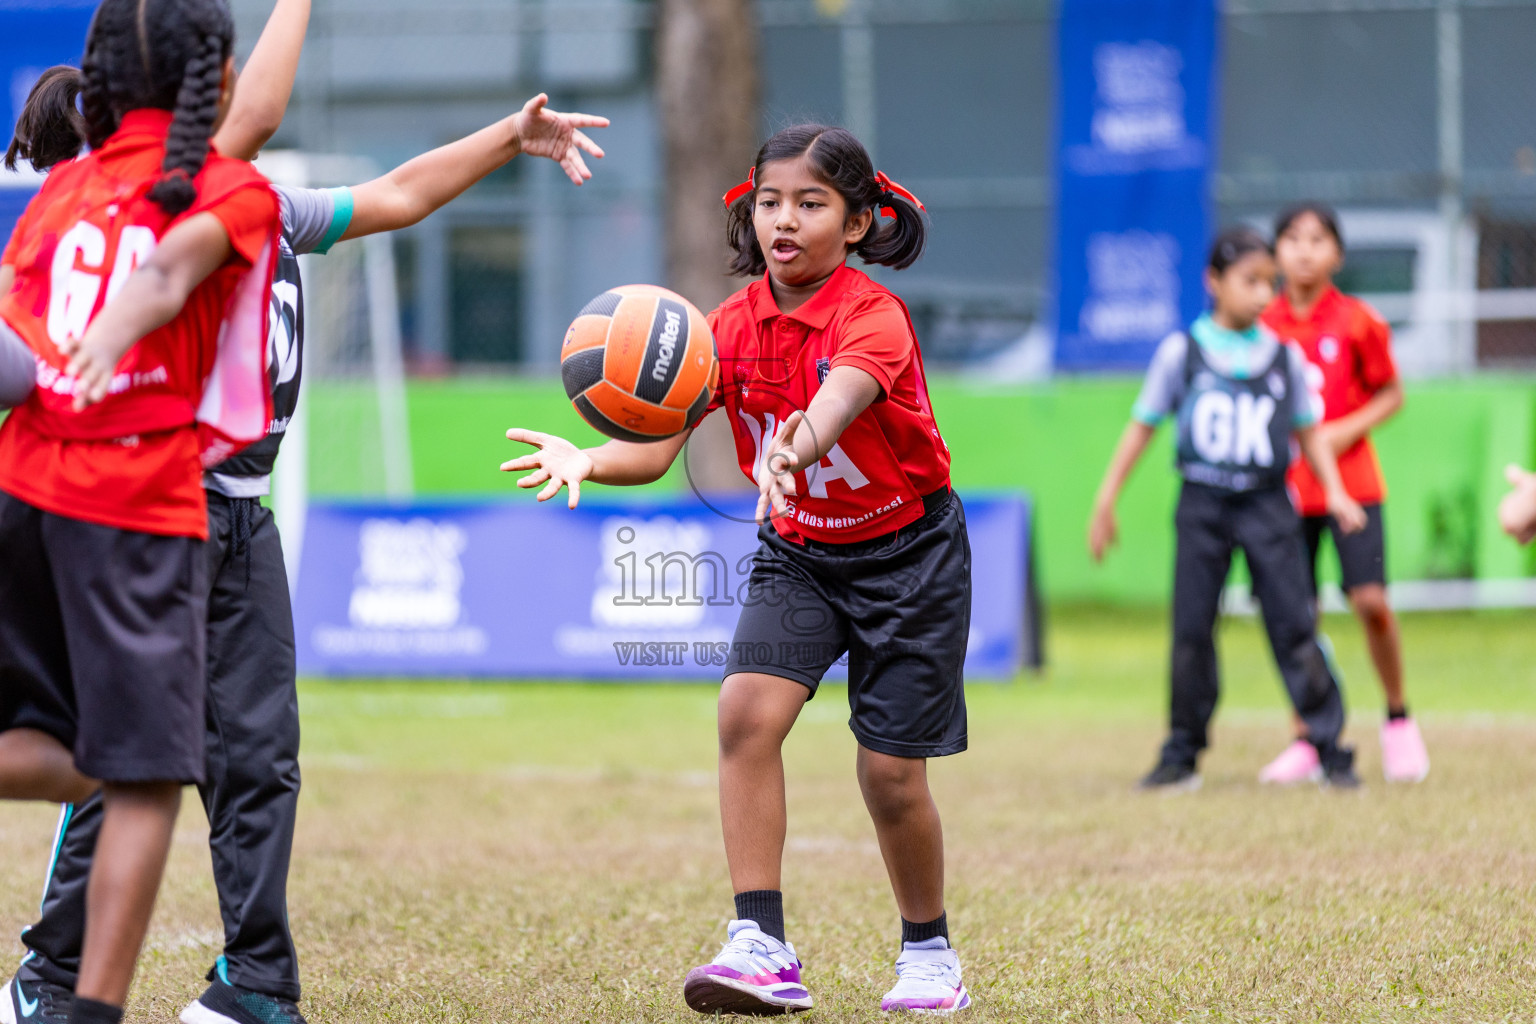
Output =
[
  {"x1": 211, "y1": 0, "x2": 311, "y2": 161},
  {"x1": 501, "y1": 427, "x2": 692, "y2": 509},
  {"x1": 755, "y1": 366, "x2": 883, "y2": 522},
  {"x1": 341, "y1": 95, "x2": 606, "y2": 240},
  {"x1": 1087, "y1": 420, "x2": 1156, "y2": 562},
  {"x1": 1297, "y1": 423, "x2": 1367, "y2": 534},
  {"x1": 1319, "y1": 378, "x2": 1403, "y2": 455},
  {"x1": 62, "y1": 213, "x2": 234, "y2": 409}
]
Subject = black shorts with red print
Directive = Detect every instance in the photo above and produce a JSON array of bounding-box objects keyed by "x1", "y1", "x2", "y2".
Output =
[{"x1": 724, "y1": 488, "x2": 970, "y2": 759}]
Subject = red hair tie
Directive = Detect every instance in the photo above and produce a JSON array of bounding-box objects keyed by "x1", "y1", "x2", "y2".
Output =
[
  {"x1": 874, "y1": 171, "x2": 924, "y2": 218},
  {"x1": 723, "y1": 167, "x2": 755, "y2": 207}
]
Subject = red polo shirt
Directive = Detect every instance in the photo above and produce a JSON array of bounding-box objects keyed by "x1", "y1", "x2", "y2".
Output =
[
  {"x1": 705, "y1": 263, "x2": 951, "y2": 544},
  {"x1": 1263, "y1": 287, "x2": 1397, "y2": 515}
]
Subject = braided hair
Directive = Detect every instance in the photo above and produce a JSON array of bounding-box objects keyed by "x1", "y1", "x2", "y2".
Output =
[
  {"x1": 725, "y1": 124, "x2": 929, "y2": 277},
  {"x1": 73, "y1": 0, "x2": 235, "y2": 215}
]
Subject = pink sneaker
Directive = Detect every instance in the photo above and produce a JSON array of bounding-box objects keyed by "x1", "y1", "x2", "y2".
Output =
[
  {"x1": 1258, "y1": 739, "x2": 1322, "y2": 785},
  {"x1": 1380, "y1": 717, "x2": 1429, "y2": 783}
]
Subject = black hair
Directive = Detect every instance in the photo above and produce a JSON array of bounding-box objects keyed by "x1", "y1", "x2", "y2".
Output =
[
  {"x1": 725, "y1": 123, "x2": 928, "y2": 277},
  {"x1": 1207, "y1": 225, "x2": 1272, "y2": 276},
  {"x1": 1274, "y1": 201, "x2": 1344, "y2": 252},
  {"x1": 4, "y1": 67, "x2": 88, "y2": 172},
  {"x1": 53, "y1": 0, "x2": 235, "y2": 215}
]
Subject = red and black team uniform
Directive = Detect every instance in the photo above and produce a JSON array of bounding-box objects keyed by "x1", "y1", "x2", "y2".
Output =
[
  {"x1": 0, "y1": 109, "x2": 278, "y2": 786},
  {"x1": 1262, "y1": 286, "x2": 1396, "y2": 594},
  {"x1": 706, "y1": 263, "x2": 970, "y2": 758}
]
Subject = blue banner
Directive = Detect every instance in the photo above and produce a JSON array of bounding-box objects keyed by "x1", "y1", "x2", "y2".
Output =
[
  {"x1": 1052, "y1": 0, "x2": 1220, "y2": 372},
  {"x1": 294, "y1": 494, "x2": 1037, "y2": 680},
  {"x1": 0, "y1": 0, "x2": 95, "y2": 245},
  {"x1": 0, "y1": 181, "x2": 38, "y2": 252}
]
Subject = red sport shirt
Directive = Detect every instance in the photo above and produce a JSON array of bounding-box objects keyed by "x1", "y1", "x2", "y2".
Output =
[
  {"x1": 1262, "y1": 286, "x2": 1397, "y2": 516},
  {"x1": 0, "y1": 109, "x2": 278, "y2": 538},
  {"x1": 704, "y1": 263, "x2": 951, "y2": 544}
]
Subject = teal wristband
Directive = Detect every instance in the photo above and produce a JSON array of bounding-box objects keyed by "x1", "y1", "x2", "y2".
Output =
[{"x1": 313, "y1": 187, "x2": 354, "y2": 254}]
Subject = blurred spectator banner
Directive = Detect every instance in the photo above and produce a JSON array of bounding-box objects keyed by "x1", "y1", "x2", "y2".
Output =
[
  {"x1": 0, "y1": 180, "x2": 38, "y2": 252},
  {"x1": 0, "y1": 0, "x2": 95, "y2": 244},
  {"x1": 294, "y1": 495, "x2": 1038, "y2": 680},
  {"x1": 1053, "y1": 0, "x2": 1219, "y2": 372}
]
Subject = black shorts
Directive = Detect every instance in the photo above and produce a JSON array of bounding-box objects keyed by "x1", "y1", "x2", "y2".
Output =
[
  {"x1": 724, "y1": 489, "x2": 971, "y2": 759},
  {"x1": 0, "y1": 490, "x2": 208, "y2": 783},
  {"x1": 1302, "y1": 502, "x2": 1386, "y2": 595}
]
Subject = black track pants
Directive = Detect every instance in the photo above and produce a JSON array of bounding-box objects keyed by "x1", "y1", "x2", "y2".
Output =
[{"x1": 1159, "y1": 482, "x2": 1349, "y2": 770}]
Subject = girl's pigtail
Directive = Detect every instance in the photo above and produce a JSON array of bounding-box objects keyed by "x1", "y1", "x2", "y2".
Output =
[
  {"x1": 856, "y1": 192, "x2": 928, "y2": 271},
  {"x1": 147, "y1": 31, "x2": 226, "y2": 216},
  {"x1": 725, "y1": 191, "x2": 766, "y2": 277},
  {"x1": 78, "y1": 0, "x2": 133, "y2": 152},
  {"x1": 4, "y1": 66, "x2": 88, "y2": 172},
  {"x1": 79, "y1": 44, "x2": 120, "y2": 151}
]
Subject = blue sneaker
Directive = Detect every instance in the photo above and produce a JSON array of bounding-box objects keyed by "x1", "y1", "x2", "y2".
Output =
[
  {"x1": 180, "y1": 981, "x2": 306, "y2": 1024},
  {"x1": 0, "y1": 972, "x2": 72, "y2": 1024}
]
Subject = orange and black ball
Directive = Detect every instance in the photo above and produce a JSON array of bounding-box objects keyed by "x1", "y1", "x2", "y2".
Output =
[{"x1": 560, "y1": 285, "x2": 719, "y2": 442}]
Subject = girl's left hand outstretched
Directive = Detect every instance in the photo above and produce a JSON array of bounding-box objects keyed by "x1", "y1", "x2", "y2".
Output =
[
  {"x1": 1327, "y1": 491, "x2": 1368, "y2": 535},
  {"x1": 756, "y1": 411, "x2": 803, "y2": 524},
  {"x1": 512, "y1": 93, "x2": 608, "y2": 186},
  {"x1": 502, "y1": 428, "x2": 594, "y2": 508}
]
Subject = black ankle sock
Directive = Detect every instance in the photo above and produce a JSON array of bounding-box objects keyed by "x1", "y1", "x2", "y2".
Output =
[
  {"x1": 901, "y1": 911, "x2": 948, "y2": 945},
  {"x1": 734, "y1": 889, "x2": 785, "y2": 943},
  {"x1": 69, "y1": 998, "x2": 123, "y2": 1024},
  {"x1": 1387, "y1": 705, "x2": 1409, "y2": 721}
]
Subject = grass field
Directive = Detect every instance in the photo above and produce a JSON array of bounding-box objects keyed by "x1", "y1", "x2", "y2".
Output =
[{"x1": 2, "y1": 607, "x2": 1534, "y2": 1022}]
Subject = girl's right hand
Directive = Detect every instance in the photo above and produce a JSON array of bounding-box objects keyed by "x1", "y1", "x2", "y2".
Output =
[
  {"x1": 1499, "y1": 464, "x2": 1536, "y2": 544},
  {"x1": 502, "y1": 428, "x2": 594, "y2": 509},
  {"x1": 1087, "y1": 502, "x2": 1117, "y2": 563},
  {"x1": 1327, "y1": 490, "x2": 1368, "y2": 535}
]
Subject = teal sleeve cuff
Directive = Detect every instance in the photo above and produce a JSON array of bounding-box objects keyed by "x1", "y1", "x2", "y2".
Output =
[
  {"x1": 1294, "y1": 409, "x2": 1319, "y2": 429},
  {"x1": 313, "y1": 187, "x2": 354, "y2": 254},
  {"x1": 1132, "y1": 404, "x2": 1164, "y2": 427}
]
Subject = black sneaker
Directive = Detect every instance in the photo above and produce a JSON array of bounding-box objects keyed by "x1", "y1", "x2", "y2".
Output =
[
  {"x1": 1322, "y1": 761, "x2": 1362, "y2": 789},
  {"x1": 0, "y1": 972, "x2": 72, "y2": 1024},
  {"x1": 1138, "y1": 761, "x2": 1201, "y2": 791},
  {"x1": 180, "y1": 982, "x2": 307, "y2": 1024},
  {"x1": 1320, "y1": 745, "x2": 1361, "y2": 789}
]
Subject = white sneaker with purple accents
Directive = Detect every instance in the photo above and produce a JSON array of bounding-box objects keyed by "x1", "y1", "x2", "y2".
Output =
[
  {"x1": 683, "y1": 919, "x2": 813, "y2": 1015},
  {"x1": 880, "y1": 937, "x2": 971, "y2": 1014}
]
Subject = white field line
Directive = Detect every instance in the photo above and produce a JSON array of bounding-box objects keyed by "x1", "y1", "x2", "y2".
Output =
[
  {"x1": 1222, "y1": 579, "x2": 1536, "y2": 614},
  {"x1": 143, "y1": 927, "x2": 223, "y2": 956}
]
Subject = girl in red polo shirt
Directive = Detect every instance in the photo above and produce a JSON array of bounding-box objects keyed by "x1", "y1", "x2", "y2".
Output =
[
  {"x1": 0, "y1": 2, "x2": 278, "y2": 1022},
  {"x1": 1259, "y1": 202, "x2": 1426, "y2": 785},
  {"x1": 504, "y1": 124, "x2": 971, "y2": 1015}
]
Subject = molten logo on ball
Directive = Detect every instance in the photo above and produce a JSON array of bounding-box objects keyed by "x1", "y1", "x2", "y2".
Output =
[
  {"x1": 653, "y1": 309, "x2": 683, "y2": 383},
  {"x1": 561, "y1": 284, "x2": 720, "y2": 443}
]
